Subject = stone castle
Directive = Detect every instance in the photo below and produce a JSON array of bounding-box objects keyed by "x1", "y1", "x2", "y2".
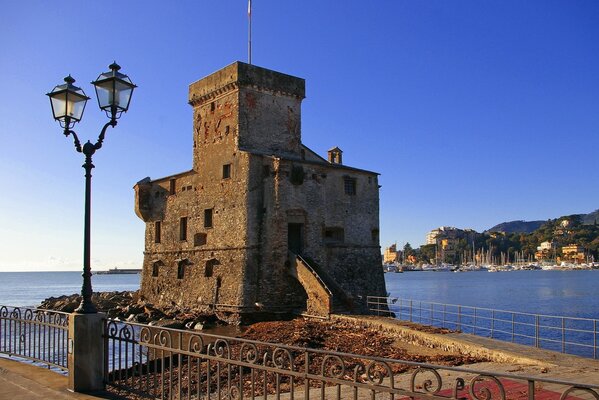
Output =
[{"x1": 134, "y1": 62, "x2": 386, "y2": 323}]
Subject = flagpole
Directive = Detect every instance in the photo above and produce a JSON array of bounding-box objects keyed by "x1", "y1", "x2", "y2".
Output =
[{"x1": 248, "y1": 0, "x2": 252, "y2": 64}]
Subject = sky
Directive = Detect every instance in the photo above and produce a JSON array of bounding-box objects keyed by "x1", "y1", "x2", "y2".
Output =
[{"x1": 0, "y1": 1, "x2": 598, "y2": 271}]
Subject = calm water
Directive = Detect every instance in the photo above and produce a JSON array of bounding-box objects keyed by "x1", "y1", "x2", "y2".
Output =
[
  {"x1": 1, "y1": 270, "x2": 598, "y2": 319},
  {"x1": 384, "y1": 270, "x2": 599, "y2": 319},
  {"x1": 0, "y1": 271, "x2": 141, "y2": 307}
]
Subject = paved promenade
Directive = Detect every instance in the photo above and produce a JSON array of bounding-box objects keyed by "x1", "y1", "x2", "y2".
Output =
[{"x1": 0, "y1": 357, "x2": 116, "y2": 400}]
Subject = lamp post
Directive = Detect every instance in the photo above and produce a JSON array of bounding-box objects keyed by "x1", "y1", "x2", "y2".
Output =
[{"x1": 47, "y1": 62, "x2": 136, "y2": 314}]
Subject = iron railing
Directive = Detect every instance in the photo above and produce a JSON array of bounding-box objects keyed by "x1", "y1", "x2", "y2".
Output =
[
  {"x1": 0, "y1": 305, "x2": 69, "y2": 371},
  {"x1": 367, "y1": 296, "x2": 599, "y2": 359},
  {"x1": 104, "y1": 319, "x2": 599, "y2": 400}
]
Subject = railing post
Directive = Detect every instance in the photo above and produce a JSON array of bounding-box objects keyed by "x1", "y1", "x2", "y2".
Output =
[
  {"x1": 68, "y1": 312, "x2": 106, "y2": 392},
  {"x1": 512, "y1": 313, "x2": 515, "y2": 342},
  {"x1": 562, "y1": 317, "x2": 565, "y2": 353},
  {"x1": 535, "y1": 315, "x2": 540, "y2": 348},
  {"x1": 457, "y1": 305, "x2": 461, "y2": 332},
  {"x1": 491, "y1": 310, "x2": 495, "y2": 339},
  {"x1": 443, "y1": 304, "x2": 446, "y2": 328},
  {"x1": 594, "y1": 319, "x2": 597, "y2": 359},
  {"x1": 409, "y1": 300, "x2": 413, "y2": 322},
  {"x1": 474, "y1": 307, "x2": 477, "y2": 335},
  {"x1": 430, "y1": 303, "x2": 433, "y2": 325}
]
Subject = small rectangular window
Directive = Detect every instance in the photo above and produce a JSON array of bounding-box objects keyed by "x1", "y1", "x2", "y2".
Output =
[
  {"x1": 169, "y1": 179, "x2": 176, "y2": 195},
  {"x1": 180, "y1": 217, "x2": 188, "y2": 241},
  {"x1": 225, "y1": 125, "x2": 230, "y2": 134},
  {"x1": 177, "y1": 262, "x2": 186, "y2": 279},
  {"x1": 222, "y1": 164, "x2": 231, "y2": 179},
  {"x1": 194, "y1": 233, "x2": 207, "y2": 246},
  {"x1": 324, "y1": 227, "x2": 344, "y2": 243},
  {"x1": 155, "y1": 221, "x2": 161, "y2": 244},
  {"x1": 204, "y1": 209, "x2": 213, "y2": 228},
  {"x1": 344, "y1": 177, "x2": 356, "y2": 195}
]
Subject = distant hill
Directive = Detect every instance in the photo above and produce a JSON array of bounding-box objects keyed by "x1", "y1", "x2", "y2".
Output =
[
  {"x1": 487, "y1": 209, "x2": 598, "y2": 233},
  {"x1": 583, "y1": 209, "x2": 599, "y2": 225},
  {"x1": 487, "y1": 220, "x2": 546, "y2": 234}
]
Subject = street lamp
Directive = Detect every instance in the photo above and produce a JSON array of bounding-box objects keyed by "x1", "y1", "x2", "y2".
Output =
[{"x1": 47, "y1": 63, "x2": 136, "y2": 313}]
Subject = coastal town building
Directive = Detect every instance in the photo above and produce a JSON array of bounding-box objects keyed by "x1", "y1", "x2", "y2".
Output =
[
  {"x1": 535, "y1": 241, "x2": 556, "y2": 261},
  {"x1": 134, "y1": 62, "x2": 387, "y2": 322},
  {"x1": 560, "y1": 244, "x2": 585, "y2": 264},
  {"x1": 383, "y1": 244, "x2": 401, "y2": 264}
]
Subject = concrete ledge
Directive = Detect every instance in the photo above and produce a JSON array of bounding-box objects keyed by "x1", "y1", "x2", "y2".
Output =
[{"x1": 332, "y1": 314, "x2": 599, "y2": 368}]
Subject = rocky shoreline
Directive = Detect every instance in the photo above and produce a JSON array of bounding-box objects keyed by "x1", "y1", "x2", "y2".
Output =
[{"x1": 38, "y1": 290, "x2": 220, "y2": 330}]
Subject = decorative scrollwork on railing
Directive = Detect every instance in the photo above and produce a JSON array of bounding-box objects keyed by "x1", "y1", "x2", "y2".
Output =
[
  {"x1": 118, "y1": 323, "x2": 134, "y2": 341},
  {"x1": 139, "y1": 326, "x2": 152, "y2": 344},
  {"x1": 10, "y1": 307, "x2": 22, "y2": 319},
  {"x1": 272, "y1": 347, "x2": 294, "y2": 371},
  {"x1": 228, "y1": 384, "x2": 242, "y2": 400},
  {"x1": 188, "y1": 334, "x2": 205, "y2": 354},
  {"x1": 156, "y1": 329, "x2": 172, "y2": 348},
  {"x1": 0, "y1": 305, "x2": 8, "y2": 317},
  {"x1": 353, "y1": 363, "x2": 366, "y2": 383},
  {"x1": 469, "y1": 375, "x2": 506, "y2": 400},
  {"x1": 560, "y1": 386, "x2": 599, "y2": 400},
  {"x1": 106, "y1": 319, "x2": 120, "y2": 338},
  {"x1": 410, "y1": 366, "x2": 442, "y2": 394},
  {"x1": 453, "y1": 377, "x2": 466, "y2": 399},
  {"x1": 23, "y1": 309, "x2": 33, "y2": 321},
  {"x1": 35, "y1": 310, "x2": 46, "y2": 322},
  {"x1": 240, "y1": 342, "x2": 259, "y2": 364},
  {"x1": 211, "y1": 338, "x2": 231, "y2": 359},
  {"x1": 320, "y1": 354, "x2": 345, "y2": 379},
  {"x1": 365, "y1": 359, "x2": 394, "y2": 387}
]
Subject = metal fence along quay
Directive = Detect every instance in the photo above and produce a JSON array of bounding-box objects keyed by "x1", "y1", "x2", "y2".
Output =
[
  {"x1": 367, "y1": 296, "x2": 599, "y2": 359},
  {"x1": 0, "y1": 305, "x2": 69, "y2": 371},
  {"x1": 104, "y1": 319, "x2": 599, "y2": 400}
]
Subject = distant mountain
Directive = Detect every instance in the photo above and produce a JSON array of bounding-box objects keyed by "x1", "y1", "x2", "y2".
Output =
[
  {"x1": 583, "y1": 209, "x2": 599, "y2": 225},
  {"x1": 487, "y1": 209, "x2": 598, "y2": 233},
  {"x1": 486, "y1": 220, "x2": 546, "y2": 234}
]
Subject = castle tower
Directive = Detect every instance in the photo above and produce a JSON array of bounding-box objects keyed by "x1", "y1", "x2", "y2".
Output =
[
  {"x1": 188, "y1": 62, "x2": 306, "y2": 171},
  {"x1": 135, "y1": 62, "x2": 386, "y2": 323}
]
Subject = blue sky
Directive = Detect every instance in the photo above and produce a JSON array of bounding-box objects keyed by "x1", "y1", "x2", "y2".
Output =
[{"x1": 0, "y1": 1, "x2": 598, "y2": 271}]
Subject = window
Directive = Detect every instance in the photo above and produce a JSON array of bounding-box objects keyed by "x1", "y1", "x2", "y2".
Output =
[
  {"x1": 371, "y1": 229, "x2": 379, "y2": 244},
  {"x1": 344, "y1": 177, "x2": 356, "y2": 195},
  {"x1": 205, "y1": 258, "x2": 219, "y2": 277},
  {"x1": 210, "y1": 102, "x2": 215, "y2": 112},
  {"x1": 152, "y1": 261, "x2": 162, "y2": 277},
  {"x1": 154, "y1": 221, "x2": 161, "y2": 244},
  {"x1": 177, "y1": 261, "x2": 186, "y2": 279},
  {"x1": 169, "y1": 179, "x2": 176, "y2": 195},
  {"x1": 225, "y1": 125, "x2": 230, "y2": 135},
  {"x1": 180, "y1": 217, "x2": 188, "y2": 241},
  {"x1": 222, "y1": 164, "x2": 231, "y2": 179},
  {"x1": 324, "y1": 227, "x2": 344, "y2": 244},
  {"x1": 204, "y1": 209, "x2": 213, "y2": 228},
  {"x1": 194, "y1": 233, "x2": 207, "y2": 246}
]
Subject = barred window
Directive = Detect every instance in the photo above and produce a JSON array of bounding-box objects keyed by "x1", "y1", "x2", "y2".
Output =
[{"x1": 344, "y1": 177, "x2": 356, "y2": 195}]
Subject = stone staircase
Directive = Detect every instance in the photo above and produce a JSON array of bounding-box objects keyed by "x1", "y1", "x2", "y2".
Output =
[{"x1": 290, "y1": 253, "x2": 354, "y2": 315}]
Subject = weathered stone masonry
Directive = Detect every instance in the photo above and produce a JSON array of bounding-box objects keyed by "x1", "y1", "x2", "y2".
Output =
[{"x1": 134, "y1": 62, "x2": 387, "y2": 323}]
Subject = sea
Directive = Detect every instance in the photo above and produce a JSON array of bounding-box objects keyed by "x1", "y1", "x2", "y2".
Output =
[{"x1": 0, "y1": 270, "x2": 597, "y2": 320}]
